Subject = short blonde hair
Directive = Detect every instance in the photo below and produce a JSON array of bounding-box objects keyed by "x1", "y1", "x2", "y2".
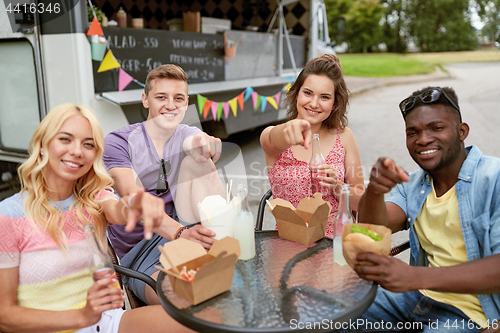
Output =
[{"x1": 18, "y1": 103, "x2": 113, "y2": 249}]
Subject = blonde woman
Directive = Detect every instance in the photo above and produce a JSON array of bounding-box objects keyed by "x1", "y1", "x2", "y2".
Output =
[{"x1": 0, "y1": 104, "x2": 193, "y2": 333}]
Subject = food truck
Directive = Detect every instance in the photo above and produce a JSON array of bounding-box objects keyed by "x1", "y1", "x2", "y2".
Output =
[{"x1": 0, "y1": 0, "x2": 336, "y2": 199}]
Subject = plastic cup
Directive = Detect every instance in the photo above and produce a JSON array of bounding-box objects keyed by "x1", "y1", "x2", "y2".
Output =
[{"x1": 91, "y1": 41, "x2": 106, "y2": 61}]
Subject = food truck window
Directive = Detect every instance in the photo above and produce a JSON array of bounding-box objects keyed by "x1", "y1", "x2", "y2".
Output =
[{"x1": 0, "y1": 39, "x2": 40, "y2": 152}]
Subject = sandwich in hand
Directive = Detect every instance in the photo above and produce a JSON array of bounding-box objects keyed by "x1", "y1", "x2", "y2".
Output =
[
  {"x1": 342, "y1": 223, "x2": 391, "y2": 269},
  {"x1": 344, "y1": 224, "x2": 382, "y2": 243}
]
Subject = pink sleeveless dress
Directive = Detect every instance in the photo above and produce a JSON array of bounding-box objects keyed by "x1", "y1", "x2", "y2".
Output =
[{"x1": 268, "y1": 129, "x2": 345, "y2": 238}]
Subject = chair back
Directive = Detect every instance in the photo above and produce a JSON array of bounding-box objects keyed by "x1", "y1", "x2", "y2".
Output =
[{"x1": 256, "y1": 189, "x2": 273, "y2": 231}]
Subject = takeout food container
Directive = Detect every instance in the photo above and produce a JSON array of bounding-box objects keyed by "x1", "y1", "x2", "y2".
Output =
[
  {"x1": 342, "y1": 223, "x2": 392, "y2": 269},
  {"x1": 268, "y1": 193, "x2": 332, "y2": 245},
  {"x1": 158, "y1": 237, "x2": 240, "y2": 305}
]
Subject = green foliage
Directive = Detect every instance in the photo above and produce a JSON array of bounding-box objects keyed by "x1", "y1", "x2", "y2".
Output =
[
  {"x1": 324, "y1": 0, "x2": 352, "y2": 43},
  {"x1": 327, "y1": 0, "x2": 484, "y2": 53},
  {"x1": 87, "y1": 5, "x2": 104, "y2": 23},
  {"x1": 325, "y1": 0, "x2": 385, "y2": 53},
  {"x1": 380, "y1": 0, "x2": 407, "y2": 52},
  {"x1": 406, "y1": 0, "x2": 478, "y2": 52},
  {"x1": 475, "y1": 0, "x2": 500, "y2": 42},
  {"x1": 345, "y1": 0, "x2": 385, "y2": 53}
]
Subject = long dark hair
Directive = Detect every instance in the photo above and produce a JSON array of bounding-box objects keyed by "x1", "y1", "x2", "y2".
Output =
[{"x1": 284, "y1": 54, "x2": 350, "y2": 130}]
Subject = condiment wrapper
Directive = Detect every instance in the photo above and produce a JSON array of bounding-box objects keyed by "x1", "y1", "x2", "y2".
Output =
[{"x1": 342, "y1": 223, "x2": 392, "y2": 269}]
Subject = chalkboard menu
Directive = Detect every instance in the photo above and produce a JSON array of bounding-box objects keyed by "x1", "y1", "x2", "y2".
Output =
[{"x1": 93, "y1": 27, "x2": 225, "y2": 93}]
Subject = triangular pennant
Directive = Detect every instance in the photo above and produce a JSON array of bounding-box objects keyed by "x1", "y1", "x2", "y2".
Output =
[
  {"x1": 217, "y1": 103, "x2": 223, "y2": 121},
  {"x1": 267, "y1": 96, "x2": 278, "y2": 110},
  {"x1": 260, "y1": 95, "x2": 267, "y2": 113},
  {"x1": 251, "y1": 91, "x2": 259, "y2": 110},
  {"x1": 211, "y1": 102, "x2": 219, "y2": 121},
  {"x1": 229, "y1": 98, "x2": 238, "y2": 117},
  {"x1": 118, "y1": 68, "x2": 134, "y2": 91},
  {"x1": 197, "y1": 95, "x2": 207, "y2": 115},
  {"x1": 284, "y1": 82, "x2": 292, "y2": 92},
  {"x1": 244, "y1": 86, "x2": 254, "y2": 102},
  {"x1": 97, "y1": 50, "x2": 121, "y2": 73},
  {"x1": 236, "y1": 93, "x2": 244, "y2": 111},
  {"x1": 223, "y1": 102, "x2": 230, "y2": 119},
  {"x1": 203, "y1": 100, "x2": 213, "y2": 119},
  {"x1": 87, "y1": 17, "x2": 104, "y2": 36},
  {"x1": 274, "y1": 91, "x2": 281, "y2": 108}
]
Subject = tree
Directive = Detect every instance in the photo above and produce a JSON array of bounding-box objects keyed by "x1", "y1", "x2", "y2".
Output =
[
  {"x1": 406, "y1": 0, "x2": 478, "y2": 52},
  {"x1": 324, "y1": 0, "x2": 352, "y2": 45},
  {"x1": 381, "y1": 0, "x2": 407, "y2": 52},
  {"x1": 475, "y1": 0, "x2": 500, "y2": 43},
  {"x1": 325, "y1": 0, "x2": 384, "y2": 53},
  {"x1": 345, "y1": 0, "x2": 385, "y2": 53}
]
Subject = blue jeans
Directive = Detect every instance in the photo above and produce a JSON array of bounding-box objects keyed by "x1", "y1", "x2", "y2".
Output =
[{"x1": 345, "y1": 288, "x2": 482, "y2": 332}]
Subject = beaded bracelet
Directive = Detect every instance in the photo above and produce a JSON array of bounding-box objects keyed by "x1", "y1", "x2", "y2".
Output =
[{"x1": 174, "y1": 226, "x2": 188, "y2": 239}]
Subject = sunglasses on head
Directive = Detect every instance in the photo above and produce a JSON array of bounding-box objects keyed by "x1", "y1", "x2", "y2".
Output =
[
  {"x1": 156, "y1": 159, "x2": 171, "y2": 194},
  {"x1": 399, "y1": 88, "x2": 460, "y2": 118}
]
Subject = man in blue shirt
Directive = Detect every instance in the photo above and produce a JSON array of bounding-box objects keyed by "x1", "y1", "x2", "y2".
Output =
[{"x1": 355, "y1": 86, "x2": 500, "y2": 332}]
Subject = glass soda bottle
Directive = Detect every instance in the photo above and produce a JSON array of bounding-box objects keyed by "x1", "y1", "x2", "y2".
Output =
[
  {"x1": 83, "y1": 224, "x2": 121, "y2": 289},
  {"x1": 232, "y1": 184, "x2": 256, "y2": 260},
  {"x1": 333, "y1": 184, "x2": 354, "y2": 265},
  {"x1": 309, "y1": 133, "x2": 327, "y2": 196}
]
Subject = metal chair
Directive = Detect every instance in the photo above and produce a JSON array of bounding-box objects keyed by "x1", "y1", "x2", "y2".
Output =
[
  {"x1": 255, "y1": 188, "x2": 411, "y2": 256},
  {"x1": 107, "y1": 238, "x2": 156, "y2": 309}
]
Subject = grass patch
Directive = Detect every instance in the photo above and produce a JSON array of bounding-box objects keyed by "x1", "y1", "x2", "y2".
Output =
[
  {"x1": 338, "y1": 54, "x2": 435, "y2": 77},
  {"x1": 337, "y1": 49, "x2": 500, "y2": 77}
]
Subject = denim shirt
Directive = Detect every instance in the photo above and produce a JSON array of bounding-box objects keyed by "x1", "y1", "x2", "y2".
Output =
[{"x1": 386, "y1": 145, "x2": 500, "y2": 321}]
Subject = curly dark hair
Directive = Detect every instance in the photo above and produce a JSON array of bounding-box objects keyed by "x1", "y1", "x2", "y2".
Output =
[
  {"x1": 406, "y1": 86, "x2": 461, "y2": 122},
  {"x1": 284, "y1": 54, "x2": 350, "y2": 130}
]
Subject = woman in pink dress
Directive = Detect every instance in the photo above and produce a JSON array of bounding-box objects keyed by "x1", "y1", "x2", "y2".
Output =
[{"x1": 260, "y1": 54, "x2": 365, "y2": 238}]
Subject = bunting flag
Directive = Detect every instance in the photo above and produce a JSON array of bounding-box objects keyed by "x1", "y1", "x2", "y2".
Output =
[
  {"x1": 267, "y1": 96, "x2": 278, "y2": 110},
  {"x1": 197, "y1": 95, "x2": 207, "y2": 115},
  {"x1": 217, "y1": 103, "x2": 223, "y2": 121},
  {"x1": 236, "y1": 93, "x2": 244, "y2": 111},
  {"x1": 203, "y1": 100, "x2": 212, "y2": 119},
  {"x1": 118, "y1": 68, "x2": 134, "y2": 91},
  {"x1": 223, "y1": 102, "x2": 230, "y2": 119},
  {"x1": 87, "y1": 17, "x2": 104, "y2": 36},
  {"x1": 97, "y1": 50, "x2": 121, "y2": 72},
  {"x1": 244, "y1": 86, "x2": 253, "y2": 102},
  {"x1": 260, "y1": 95, "x2": 267, "y2": 113},
  {"x1": 251, "y1": 91, "x2": 259, "y2": 110},
  {"x1": 229, "y1": 98, "x2": 238, "y2": 117},
  {"x1": 284, "y1": 82, "x2": 292, "y2": 92},
  {"x1": 274, "y1": 91, "x2": 281, "y2": 107},
  {"x1": 211, "y1": 102, "x2": 219, "y2": 121}
]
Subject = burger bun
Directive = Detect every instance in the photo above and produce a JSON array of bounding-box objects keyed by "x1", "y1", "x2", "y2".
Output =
[{"x1": 345, "y1": 233, "x2": 375, "y2": 244}]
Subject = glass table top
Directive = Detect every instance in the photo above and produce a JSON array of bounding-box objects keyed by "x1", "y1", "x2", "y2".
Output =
[{"x1": 157, "y1": 231, "x2": 377, "y2": 332}]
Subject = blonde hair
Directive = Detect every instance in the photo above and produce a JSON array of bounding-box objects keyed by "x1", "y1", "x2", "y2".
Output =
[{"x1": 18, "y1": 103, "x2": 113, "y2": 249}]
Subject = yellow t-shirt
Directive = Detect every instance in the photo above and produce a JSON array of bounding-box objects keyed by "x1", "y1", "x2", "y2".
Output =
[{"x1": 414, "y1": 180, "x2": 487, "y2": 326}]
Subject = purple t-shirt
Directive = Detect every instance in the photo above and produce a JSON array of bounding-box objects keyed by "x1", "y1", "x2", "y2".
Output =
[{"x1": 103, "y1": 122, "x2": 200, "y2": 257}]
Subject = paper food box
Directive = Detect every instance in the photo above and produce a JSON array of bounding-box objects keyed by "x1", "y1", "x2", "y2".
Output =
[
  {"x1": 341, "y1": 223, "x2": 392, "y2": 269},
  {"x1": 158, "y1": 237, "x2": 240, "y2": 305},
  {"x1": 268, "y1": 193, "x2": 332, "y2": 245}
]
